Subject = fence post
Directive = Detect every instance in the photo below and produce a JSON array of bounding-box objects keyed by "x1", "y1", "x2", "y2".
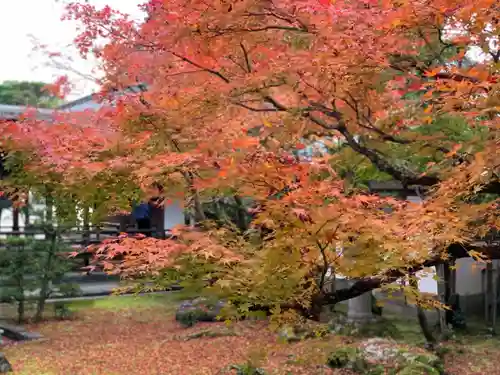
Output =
[{"x1": 12, "y1": 206, "x2": 20, "y2": 236}]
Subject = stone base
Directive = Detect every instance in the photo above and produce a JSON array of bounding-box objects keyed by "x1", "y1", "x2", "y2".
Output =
[
  {"x1": 0, "y1": 353, "x2": 12, "y2": 373},
  {"x1": 346, "y1": 313, "x2": 377, "y2": 324},
  {"x1": 347, "y1": 289, "x2": 374, "y2": 323}
]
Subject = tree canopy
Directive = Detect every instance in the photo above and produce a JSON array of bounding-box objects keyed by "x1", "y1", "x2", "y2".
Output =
[
  {"x1": 0, "y1": 80, "x2": 63, "y2": 108},
  {"x1": 0, "y1": 0, "x2": 498, "y2": 319}
]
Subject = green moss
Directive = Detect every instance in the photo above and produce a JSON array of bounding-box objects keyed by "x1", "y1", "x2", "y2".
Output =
[
  {"x1": 396, "y1": 350, "x2": 444, "y2": 375},
  {"x1": 397, "y1": 362, "x2": 440, "y2": 375},
  {"x1": 228, "y1": 362, "x2": 267, "y2": 375},
  {"x1": 327, "y1": 347, "x2": 368, "y2": 372}
]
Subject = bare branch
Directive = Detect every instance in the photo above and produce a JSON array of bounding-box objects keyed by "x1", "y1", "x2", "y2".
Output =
[
  {"x1": 233, "y1": 102, "x2": 282, "y2": 112},
  {"x1": 169, "y1": 51, "x2": 230, "y2": 83},
  {"x1": 240, "y1": 42, "x2": 252, "y2": 73},
  {"x1": 337, "y1": 126, "x2": 440, "y2": 186}
]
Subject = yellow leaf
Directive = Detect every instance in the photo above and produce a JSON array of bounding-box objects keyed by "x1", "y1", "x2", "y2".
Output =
[
  {"x1": 391, "y1": 19, "x2": 402, "y2": 27},
  {"x1": 262, "y1": 117, "x2": 273, "y2": 127}
]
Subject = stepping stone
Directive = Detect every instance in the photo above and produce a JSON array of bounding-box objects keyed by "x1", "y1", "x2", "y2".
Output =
[{"x1": 0, "y1": 321, "x2": 43, "y2": 341}]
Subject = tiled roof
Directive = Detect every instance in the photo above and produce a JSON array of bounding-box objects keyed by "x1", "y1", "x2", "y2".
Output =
[
  {"x1": 58, "y1": 84, "x2": 148, "y2": 111},
  {"x1": 0, "y1": 104, "x2": 54, "y2": 121}
]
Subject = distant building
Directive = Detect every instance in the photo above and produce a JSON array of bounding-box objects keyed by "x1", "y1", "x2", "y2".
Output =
[
  {"x1": 57, "y1": 86, "x2": 185, "y2": 235},
  {"x1": 0, "y1": 103, "x2": 54, "y2": 122},
  {"x1": 0, "y1": 87, "x2": 185, "y2": 237}
]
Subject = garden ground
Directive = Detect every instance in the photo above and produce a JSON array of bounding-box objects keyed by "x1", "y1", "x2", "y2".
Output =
[{"x1": 2, "y1": 293, "x2": 500, "y2": 375}]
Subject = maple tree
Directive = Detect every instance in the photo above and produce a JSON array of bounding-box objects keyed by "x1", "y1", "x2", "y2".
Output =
[{"x1": 0, "y1": 0, "x2": 498, "y2": 325}]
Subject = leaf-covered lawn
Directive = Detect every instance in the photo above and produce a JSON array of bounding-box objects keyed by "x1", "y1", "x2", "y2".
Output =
[
  {"x1": 2, "y1": 294, "x2": 339, "y2": 375},
  {"x1": 3, "y1": 294, "x2": 500, "y2": 374}
]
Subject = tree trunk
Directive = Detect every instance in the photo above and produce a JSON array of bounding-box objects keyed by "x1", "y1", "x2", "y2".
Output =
[
  {"x1": 182, "y1": 171, "x2": 205, "y2": 224},
  {"x1": 34, "y1": 196, "x2": 56, "y2": 323},
  {"x1": 45, "y1": 193, "x2": 53, "y2": 224},
  {"x1": 192, "y1": 191, "x2": 205, "y2": 223},
  {"x1": 436, "y1": 263, "x2": 447, "y2": 334},
  {"x1": 493, "y1": 262, "x2": 498, "y2": 331},
  {"x1": 15, "y1": 275, "x2": 25, "y2": 324},
  {"x1": 416, "y1": 305, "x2": 437, "y2": 349},
  {"x1": 34, "y1": 234, "x2": 55, "y2": 322},
  {"x1": 82, "y1": 205, "x2": 90, "y2": 267},
  {"x1": 410, "y1": 275, "x2": 437, "y2": 348},
  {"x1": 23, "y1": 193, "x2": 32, "y2": 238},
  {"x1": 17, "y1": 297, "x2": 24, "y2": 325},
  {"x1": 486, "y1": 262, "x2": 494, "y2": 326},
  {"x1": 233, "y1": 195, "x2": 248, "y2": 232}
]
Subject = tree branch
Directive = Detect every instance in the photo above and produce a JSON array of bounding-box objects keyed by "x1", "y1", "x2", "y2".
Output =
[
  {"x1": 322, "y1": 241, "x2": 500, "y2": 306},
  {"x1": 337, "y1": 126, "x2": 440, "y2": 186},
  {"x1": 240, "y1": 42, "x2": 252, "y2": 73},
  {"x1": 170, "y1": 51, "x2": 230, "y2": 83},
  {"x1": 209, "y1": 25, "x2": 311, "y2": 36}
]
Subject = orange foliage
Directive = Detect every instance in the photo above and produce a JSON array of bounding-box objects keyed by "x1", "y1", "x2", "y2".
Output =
[{"x1": 0, "y1": 0, "x2": 498, "y2": 307}]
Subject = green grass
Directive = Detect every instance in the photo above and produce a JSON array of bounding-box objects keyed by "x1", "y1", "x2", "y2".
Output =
[
  {"x1": 0, "y1": 292, "x2": 187, "y2": 322},
  {"x1": 390, "y1": 315, "x2": 427, "y2": 345},
  {"x1": 66, "y1": 292, "x2": 182, "y2": 312}
]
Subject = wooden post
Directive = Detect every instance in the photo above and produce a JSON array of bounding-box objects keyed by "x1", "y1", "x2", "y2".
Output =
[
  {"x1": 449, "y1": 259, "x2": 457, "y2": 295},
  {"x1": 45, "y1": 194, "x2": 53, "y2": 223},
  {"x1": 118, "y1": 215, "x2": 127, "y2": 233},
  {"x1": 483, "y1": 268, "x2": 487, "y2": 322},
  {"x1": 23, "y1": 194, "x2": 31, "y2": 237},
  {"x1": 12, "y1": 205, "x2": 20, "y2": 237}
]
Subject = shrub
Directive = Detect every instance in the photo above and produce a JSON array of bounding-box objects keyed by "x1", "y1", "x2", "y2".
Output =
[
  {"x1": 327, "y1": 347, "x2": 368, "y2": 372},
  {"x1": 0, "y1": 236, "x2": 79, "y2": 323}
]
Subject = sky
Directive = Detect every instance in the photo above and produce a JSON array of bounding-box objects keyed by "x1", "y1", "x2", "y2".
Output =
[{"x1": 0, "y1": 0, "x2": 145, "y2": 100}]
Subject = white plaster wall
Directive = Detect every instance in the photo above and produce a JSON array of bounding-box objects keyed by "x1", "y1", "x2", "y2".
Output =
[
  {"x1": 454, "y1": 257, "x2": 496, "y2": 296},
  {"x1": 0, "y1": 193, "x2": 53, "y2": 239},
  {"x1": 417, "y1": 267, "x2": 438, "y2": 294},
  {"x1": 163, "y1": 200, "x2": 185, "y2": 230},
  {"x1": 417, "y1": 258, "x2": 500, "y2": 297},
  {"x1": 407, "y1": 259, "x2": 497, "y2": 297}
]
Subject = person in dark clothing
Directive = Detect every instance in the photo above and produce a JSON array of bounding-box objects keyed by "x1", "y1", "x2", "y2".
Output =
[{"x1": 132, "y1": 202, "x2": 152, "y2": 236}]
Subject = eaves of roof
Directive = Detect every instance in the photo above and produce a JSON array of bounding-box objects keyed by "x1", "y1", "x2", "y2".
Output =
[
  {"x1": 0, "y1": 104, "x2": 54, "y2": 121},
  {"x1": 57, "y1": 84, "x2": 148, "y2": 110}
]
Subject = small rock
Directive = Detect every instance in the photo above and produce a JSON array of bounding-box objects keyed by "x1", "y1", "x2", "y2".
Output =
[
  {"x1": 360, "y1": 338, "x2": 399, "y2": 362},
  {"x1": 328, "y1": 314, "x2": 353, "y2": 334},
  {"x1": 327, "y1": 347, "x2": 368, "y2": 372},
  {"x1": 0, "y1": 322, "x2": 42, "y2": 341},
  {"x1": 328, "y1": 339, "x2": 444, "y2": 374},
  {"x1": 0, "y1": 353, "x2": 13, "y2": 373},
  {"x1": 175, "y1": 297, "x2": 226, "y2": 327},
  {"x1": 278, "y1": 326, "x2": 300, "y2": 343}
]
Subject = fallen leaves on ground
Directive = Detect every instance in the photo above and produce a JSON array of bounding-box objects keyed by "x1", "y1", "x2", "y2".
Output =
[
  {"x1": 443, "y1": 339, "x2": 500, "y2": 375},
  {"x1": 3, "y1": 299, "x2": 500, "y2": 374},
  {"x1": 2, "y1": 302, "x2": 340, "y2": 375}
]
